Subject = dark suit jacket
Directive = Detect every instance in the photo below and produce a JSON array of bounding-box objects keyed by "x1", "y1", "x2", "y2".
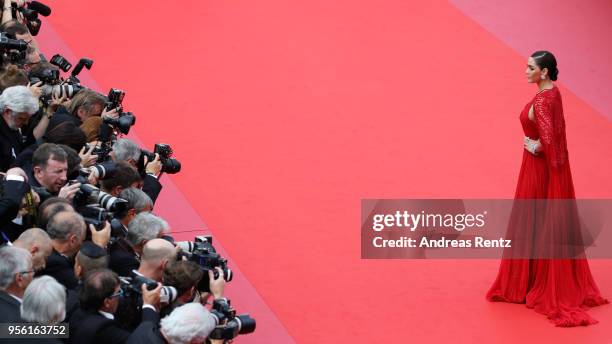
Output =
[
  {"x1": 109, "y1": 238, "x2": 140, "y2": 277},
  {"x1": 47, "y1": 107, "x2": 81, "y2": 131},
  {"x1": 142, "y1": 174, "x2": 162, "y2": 205},
  {"x1": 126, "y1": 322, "x2": 167, "y2": 344},
  {"x1": 0, "y1": 115, "x2": 35, "y2": 172},
  {"x1": 69, "y1": 307, "x2": 159, "y2": 344},
  {"x1": 65, "y1": 285, "x2": 81, "y2": 322},
  {"x1": 0, "y1": 290, "x2": 21, "y2": 323},
  {"x1": 38, "y1": 249, "x2": 79, "y2": 290},
  {"x1": 111, "y1": 218, "x2": 128, "y2": 239},
  {"x1": 0, "y1": 179, "x2": 29, "y2": 242}
]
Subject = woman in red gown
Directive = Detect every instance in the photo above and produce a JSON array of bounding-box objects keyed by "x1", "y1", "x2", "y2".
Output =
[{"x1": 486, "y1": 51, "x2": 608, "y2": 326}]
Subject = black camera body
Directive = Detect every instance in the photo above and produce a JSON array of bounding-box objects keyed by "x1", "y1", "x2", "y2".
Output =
[
  {"x1": 140, "y1": 143, "x2": 181, "y2": 174},
  {"x1": 0, "y1": 32, "x2": 28, "y2": 65},
  {"x1": 209, "y1": 298, "x2": 256, "y2": 341},
  {"x1": 119, "y1": 275, "x2": 177, "y2": 305},
  {"x1": 102, "y1": 88, "x2": 136, "y2": 135},
  {"x1": 71, "y1": 169, "x2": 129, "y2": 229},
  {"x1": 176, "y1": 236, "x2": 233, "y2": 293},
  {"x1": 106, "y1": 88, "x2": 125, "y2": 112},
  {"x1": 50, "y1": 54, "x2": 72, "y2": 72},
  {"x1": 29, "y1": 68, "x2": 60, "y2": 85}
]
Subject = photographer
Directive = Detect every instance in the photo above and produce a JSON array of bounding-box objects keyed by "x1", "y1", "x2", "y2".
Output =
[
  {"x1": 163, "y1": 260, "x2": 227, "y2": 314},
  {"x1": 49, "y1": 88, "x2": 115, "y2": 129},
  {"x1": 0, "y1": 167, "x2": 30, "y2": 237},
  {"x1": 12, "y1": 227, "x2": 52, "y2": 271},
  {"x1": 12, "y1": 121, "x2": 87, "y2": 176},
  {"x1": 99, "y1": 160, "x2": 142, "y2": 196},
  {"x1": 115, "y1": 238, "x2": 177, "y2": 331},
  {"x1": 109, "y1": 138, "x2": 163, "y2": 204},
  {"x1": 130, "y1": 303, "x2": 219, "y2": 344},
  {"x1": 69, "y1": 268, "x2": 162, "y2": 344},
  {"x1": 36, "y1": 196, "x2": 73, "y2": 229},
  {"x1": 20, "y1": 275, "x2": 66, "y2": 324},
  {"x1": 1, "y1": 22, "x2": 41, "y2": 65},
  {"x1": 109, "y1": 212, "x2": 168, "y2": 277},
  {"x1": 39, "y1": 210, "x2": 110, "y2": 290},
  {"x1": 0, "y1": 167, "x2": 41, "y2": 241},
  {"x1": 0, "y1": 245, "x2": 33, "y2": 322},
  {"x1": 29, "y1": 143, "x2": 81, "y2": 201},
  {"x1": 0, "y1": 64, "x2": 72, "y2": 142},
  {"x1": 111, "y1": 187, "x2": 152, "y2": 238},
  {"x1": 0, "y1": 85, "x2": 39, "y2": 171},
  {"x1": 65, "y1": 241, "x2": 109, "y2": 321}
]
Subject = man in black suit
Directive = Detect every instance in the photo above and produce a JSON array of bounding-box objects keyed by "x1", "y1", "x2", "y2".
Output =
[
  {"x1": 39, "y1": 210, "x2": 110, "y2": 290},
  {"x1": 111, "y1": 187, "x2": 153, "y2": 239},
  {"x1": 0, "y1": 86, "x2": 39, "y2": 172},
  {"x1": 47, "y1": 89, "x2": 109, "y2": 130},
  {"x1": 0, "y1": 246, "x2": 34, "y2": 322},
  {"x1": 38, "y1": 211, "x2": 86, "y2": 289},
  {"x1": 109, "y1": 138, "x2": 163, "y2": 204},
  {"x1": 128, "y1": 303, "x2": 220, "y2": 344},
  {"x1": 109, "y1": 212, "x2": 168, "y2": 277},
  {"x1": 0, "y1": 168, "x2": 31, "y2": 242},
  {"x1": 69, "y1": 268, "x2": 161, "y2": 344},
  {"x1": 65, "y1": 242, "x2": 110, "y2": 321}
]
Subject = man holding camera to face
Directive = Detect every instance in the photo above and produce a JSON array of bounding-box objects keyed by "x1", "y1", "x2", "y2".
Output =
[{"x1": 69, "y1": 268, "x2": 162, "y2": 344}]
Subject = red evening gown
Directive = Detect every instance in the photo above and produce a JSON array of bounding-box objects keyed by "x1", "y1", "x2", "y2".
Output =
[{"x1": 486, "y1": 85, "x2": 608, "y2": 326}]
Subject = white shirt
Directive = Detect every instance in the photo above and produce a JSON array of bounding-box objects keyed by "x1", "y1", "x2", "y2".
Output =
[
  {"x1": 99, "y1": 310, "x2": 114, "y2": 320},
  {"x1": 9, "y1": 294, "x2": 22, "y2": 304}
]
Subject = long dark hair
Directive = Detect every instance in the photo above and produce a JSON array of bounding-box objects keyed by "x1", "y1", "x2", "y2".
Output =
[{"x1": 531, "y1": 51, "x2": 559, "y2": 81}]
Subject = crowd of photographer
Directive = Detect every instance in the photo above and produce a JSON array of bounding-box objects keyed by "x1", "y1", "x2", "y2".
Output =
[{"x1": 0, "y1": 2, "x2": 255, "y2": 343}]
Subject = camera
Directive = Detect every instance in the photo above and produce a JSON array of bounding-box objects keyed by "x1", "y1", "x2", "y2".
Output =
[
  {"x1": 176, "y1": 236, "x2": 232, "y2": 293},
  {"x1": 140, "y1": 143, "x2": 182, "y2": 174},
  {"x1": 50, "y1": 54, "x2": 72, "y2": 72},
  {"x1": 119, "y1": 275, "x2": 178, "y2": 305},
  {"x1": 106, "y1": 88, "x2": 125, "y2": 112},
  {"x1": 209, "y1": 298, "x2": 256, "y2": 341},
  {"x1": 103, "y1": 112, "x2": 136, "y2": 135},
  {"x1": 0, "y1": 32, "x2": 27, "y2": 51},
  {"x1": 67, "y1": 58, "x2": 93, "y2": 84},
  {"x1": 11, "y1": 3, "x2": 38, "y2": 21},
  {"x1": 28, "y1": 62, "x2": 85, "y2": 104},
  {"x1": 29, "y1": 68, "x2": 60, "y2": 85},
  {"x1": 71, "y1": 170, "x2": 128, "y2": 214},
  {"x1": 87, "y1": 141, "x2": 114, "y2": 163},
  {"x1": 102, "y1": 88, "x2": 136, "y2": 135},
  {"x1": 0, "y1": 32, "x2": 27, "y2": 65},
  {"x1": 78, "y1": 204, "x2": 112, "y2": 231}
]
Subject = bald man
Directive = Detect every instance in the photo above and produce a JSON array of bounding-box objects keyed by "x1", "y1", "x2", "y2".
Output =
[
  {"x1": 38, "y1": 211, "x2": 86, "y2": 289},
  {"x1": 116, "y1": 238, "x2": 177, "y2": 331},
  {"x1": 135, "y1": 238, "x2": 178, "y2": 282},
  {"x1": 12, "y1": 228, "x2": 53, "y2": 271}
]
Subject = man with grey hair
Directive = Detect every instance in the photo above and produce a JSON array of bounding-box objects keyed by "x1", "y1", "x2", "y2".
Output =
[
  {"x1": 12, "y1": 227, "x2": 53, "y2": 271},
  {"x1": 111, "y1": 187, "x2": 153, "y2": 238},
  {"x1": 129, "y1": 303, "x2": 218, "y2": 344},
  {"x1": 39, "y1": 211, "x2": 87, "y2": 290},
  {"x1": 20, "y1": 276, "x2": 66, "y2": 324},
  {"x1": 0, "y1": 246, "x2": 34, "y2": 322},
  {"x1": 110, "y1": 137, "x2": 163, "y2": 204},
  {"x1": 111, "y1": 138, "x2": 141, "y2": 166},
  {"x1": 0, "y1": 85, "x2": 40, "y2": 172},
  {"x1": 109, "y1": 212, "x2": 168, "y2": 277},
  {"x1": 48, "y1": 88, "x2": 115, "y2": 129}
]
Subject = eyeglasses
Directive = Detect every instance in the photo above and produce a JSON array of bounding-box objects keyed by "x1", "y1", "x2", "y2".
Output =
[
  {"x1": 19, "y1": 270, "x2": 35, "y2": 276},
  {"x1": 109, "y1": 289, "x2": 124, "y2": 299}
]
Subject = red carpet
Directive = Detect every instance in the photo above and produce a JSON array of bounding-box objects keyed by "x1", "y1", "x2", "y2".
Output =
[{"x1": 40, "y1": 1, "x2": 611, "y2": 342}]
